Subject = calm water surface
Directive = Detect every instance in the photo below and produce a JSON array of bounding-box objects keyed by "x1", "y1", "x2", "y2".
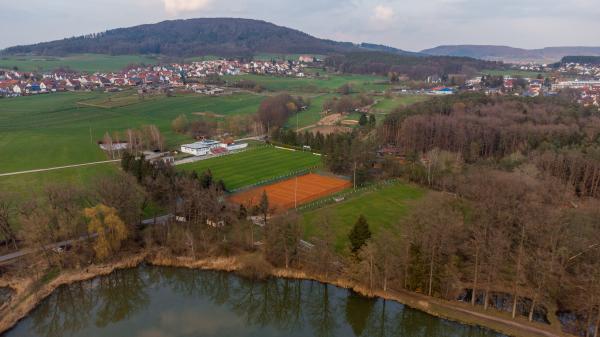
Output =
[{"x1": 4, "y1": 266, "x2": 506, "y2": 337}]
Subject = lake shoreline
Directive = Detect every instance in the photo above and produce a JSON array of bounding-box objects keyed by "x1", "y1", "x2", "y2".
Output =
[{"x1": 0, "y1": 250, "x2": 563, "y2": 337}]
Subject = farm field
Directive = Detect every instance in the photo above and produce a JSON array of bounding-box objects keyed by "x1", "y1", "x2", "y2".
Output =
[
  {"x1": 481, "y1": 69, "x2": 551, "y2": 78},
  {"x1": 302, "y1": 182, "x2": 425, "y2": 251},
  {"x1": 178, "y1": 146, "x2": 322, "y2": 191},
  {"x1": 372, "y1": 95, "x2": 429, "y2": 114},
  {"x1": 0, "y1": 91, "x2": 264, "y2": 173},
  {"x1": 285, "y1": 94, "x2": 335, "y2": 129},
  {"x1": 226, "y1": 74, "x2": 388, "y2": 93},
  {"x1": 0, "y1": 54, "x2": 159, "y2": 73},
  {"x1": 230, "y1": 173, "x2": 351, "y2": 211},
  {"x1": 0, "y1": 162, "x2": 118, "y2": 202}
]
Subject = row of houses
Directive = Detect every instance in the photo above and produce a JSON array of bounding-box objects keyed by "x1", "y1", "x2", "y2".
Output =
[
  {"x1": 557, "y1": 63, "x2": 600, "y2": 77},
  {"x1": 0, "y1": 58, "x2": 310, "y2": 97}
]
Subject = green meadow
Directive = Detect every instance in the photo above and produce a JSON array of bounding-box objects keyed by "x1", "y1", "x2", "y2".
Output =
[
  {"x1": 0, "y1": 54, "x2": 159, "y2": 73},
  {"x1": 178, "y1": 146, "x2": 322, "y2": 191},
  {"x1": 302, "y1": 182, "x2": 425, "y2": 251},
  {"x1": 285, "y1": 94, "x2": 335, "y2": 129},
  {"x1": 372, "y1": 95, "x2": 429, "y2": 114},
  {"x1": 0, "y1": 91, "x2": 264, "y2": 174},
  {"x1": 226, "y1": 74, "x2": 388, "y2": 93}
]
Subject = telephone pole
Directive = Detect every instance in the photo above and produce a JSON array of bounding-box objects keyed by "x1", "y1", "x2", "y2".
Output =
[
  {"x1": 294, "y1": 176, "x2": 298, "y2": 209},
  {"x1": 353, "y1": 161, "x2": 357, "y2": 191}
]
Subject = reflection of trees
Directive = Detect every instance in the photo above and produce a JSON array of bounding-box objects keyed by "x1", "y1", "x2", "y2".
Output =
[
  {"x1": 390, "y1": 305, "x2": 497, "y2": 337},
  {"x1": 26, "y1": 267, "x2": 502, "y2": 337},
  {"x1": 94, "y1": 268, "x2": 149, "y2": 328},
  {"x1": 31, "y1": 281, "x2": 96, "y2": 337},
  {"x1": 362, "y1": 299, "x2": 393, "y2": 337},
  {"x1": 304, "y1": 282, "x2": 338, "y2": 337},
  {"x1": 345, "y1": 290, "x2": 376, "y2": 337},
  {"x1": 227, "y1": 277, "x2": 304, "y2": 333}
]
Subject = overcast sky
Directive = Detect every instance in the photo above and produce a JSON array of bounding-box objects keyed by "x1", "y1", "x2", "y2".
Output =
[{"x1": 1, "y1": 0, "x2": 599, "y2": 51}]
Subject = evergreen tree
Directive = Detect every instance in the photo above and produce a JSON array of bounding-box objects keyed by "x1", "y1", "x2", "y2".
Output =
[
  {"x1": 359, "y1": 113, "x2": 368, "y2": 126},
  {"x1": 349, "y1": 215, "x2": 371, "y2": 253},
  {"x1": 200, "y1": 169, "x2": 213, "y2": 189},
  {"x1": 259, "y1": 190, "x2": 269, "y2": 225},
  {"x1": 369, "y1": 114, "x2": 376, "y2": 127}
]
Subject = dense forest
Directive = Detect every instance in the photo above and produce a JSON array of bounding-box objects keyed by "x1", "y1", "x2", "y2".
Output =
[
  {"x1": 325, "y1": 52, "x2": 502, "y2": 79},
  {"x1": 1, "y1": 18, "x2": 356, "y2": 57},
  {"x1": 559, "y1": 56, "x2": 600, "y2": 65}
]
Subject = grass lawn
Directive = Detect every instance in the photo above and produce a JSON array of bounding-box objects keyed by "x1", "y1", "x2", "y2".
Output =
[
  {"x1": 0, "y1": 91, "x2": 264, "y2": 173},
  {"x1": 302, "y1": 182, "x2": 425, "y2": 252},
  {"x1": 0, "y1": 54, "x2": 159, "y2": 73},
  {"x1": 178, "y1": 146, "x2": 322, "y2": 191}
]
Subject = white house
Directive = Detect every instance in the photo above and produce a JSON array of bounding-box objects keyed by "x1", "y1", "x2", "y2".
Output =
[
  {"x1": 180, "y1": 140, "x2": 222, "y2": 156},
  {"x1": 12, "y1": 85, "x2": 22, "y2": 95}
]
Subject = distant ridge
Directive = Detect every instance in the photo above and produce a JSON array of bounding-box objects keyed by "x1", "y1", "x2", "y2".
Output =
[
  {"x1": 421, "y1": 45, "x2": 600, "y2": 63},
  {"x1": 1, "y1": 18, "x2": 359, "y2": 57},
  {"x1": 358, "y1": 43, "x2": 422, "y2": 57}
]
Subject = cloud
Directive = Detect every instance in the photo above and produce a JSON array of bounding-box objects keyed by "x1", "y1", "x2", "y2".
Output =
[
  {"x1": 162, "y1": 0, "x2": 213, "y2": 15},
  {"x1": 373, "y1": 4, "x2": 394, "y2": 23}
]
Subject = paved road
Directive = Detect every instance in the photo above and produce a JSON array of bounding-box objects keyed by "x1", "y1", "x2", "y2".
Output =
[{"x1": 0, "y1": 160, "x2": 120, "y2": 177}]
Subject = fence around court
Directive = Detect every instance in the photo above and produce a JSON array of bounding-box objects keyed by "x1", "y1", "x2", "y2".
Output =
[
  {"x1": 296, "y1": 178, "x2": 401, "y2": 212},
  {"x1": 227, "y1": 165, "x2": 323, "y2": 194}
]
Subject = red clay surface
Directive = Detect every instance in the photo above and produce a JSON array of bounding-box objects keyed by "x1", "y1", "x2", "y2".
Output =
[{"x1": 230, "y1": 173, "x2": 351, "y2": 211}]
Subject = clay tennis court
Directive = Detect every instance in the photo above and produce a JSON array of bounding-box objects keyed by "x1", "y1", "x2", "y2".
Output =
[{"x1": 230, "y1": 173, "x2": 351, "y2": 211}]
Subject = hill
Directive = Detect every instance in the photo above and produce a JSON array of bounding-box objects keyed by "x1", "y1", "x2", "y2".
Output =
[
  {"x1": 358, "y1": 43, "x2": 422, "y2": 57},
  {"x1": 1, "y1": 18, "x2": 357, "y2": 57},
  {"x1": 421, "y1": 45, "x2": 600, "y2": 63}
]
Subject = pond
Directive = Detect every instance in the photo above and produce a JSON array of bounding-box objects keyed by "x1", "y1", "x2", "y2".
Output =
[{"x1": 3, "y1": 266, "x2": 506, "y2": 337}]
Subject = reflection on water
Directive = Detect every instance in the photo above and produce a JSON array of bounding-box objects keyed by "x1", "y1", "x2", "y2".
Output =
[{"x1": 3, "y1": 266, "x2": 506, "y2": 337}]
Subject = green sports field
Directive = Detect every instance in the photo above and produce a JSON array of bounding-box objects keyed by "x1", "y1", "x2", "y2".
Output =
[
  {"x1": 178, "y1": 146, "x2": 323, "y2": 191},
  {"x1": 302, "y1": 182, "x2": 425, "y2": 251},
  {"x1": 0, "y1": 54, "x2": 159, "y2": 73}
]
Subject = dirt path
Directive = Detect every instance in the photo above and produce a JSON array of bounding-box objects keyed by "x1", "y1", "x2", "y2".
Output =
[{"x1": 0, "y1": 160, "x2": 120, "y2": 177}]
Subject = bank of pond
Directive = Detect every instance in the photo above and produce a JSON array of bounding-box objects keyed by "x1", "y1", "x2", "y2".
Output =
[{"x1": 2, "y1": 266, "x2": 506, "y2": 337}]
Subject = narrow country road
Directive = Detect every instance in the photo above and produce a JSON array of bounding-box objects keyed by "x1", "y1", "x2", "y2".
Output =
[{"x1": 0, "y1": 160, "x2": 120, "y2": 177}]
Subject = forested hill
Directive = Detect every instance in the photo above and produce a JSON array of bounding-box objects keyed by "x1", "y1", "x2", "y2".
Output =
[{"x1": 1, "y1": 18, "x2": 359, "y2": 57}]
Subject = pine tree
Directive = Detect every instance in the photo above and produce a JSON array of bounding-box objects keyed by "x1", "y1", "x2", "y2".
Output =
[
  {"x1": 359, "y1": 113, "x2": 368, "y2": 126},
  {"x1": 259, "y1": 190, "x2": 269, "y2": 225},
  {"x1": 349, "y1": 215, "x2": 371, "y2": 253}
]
